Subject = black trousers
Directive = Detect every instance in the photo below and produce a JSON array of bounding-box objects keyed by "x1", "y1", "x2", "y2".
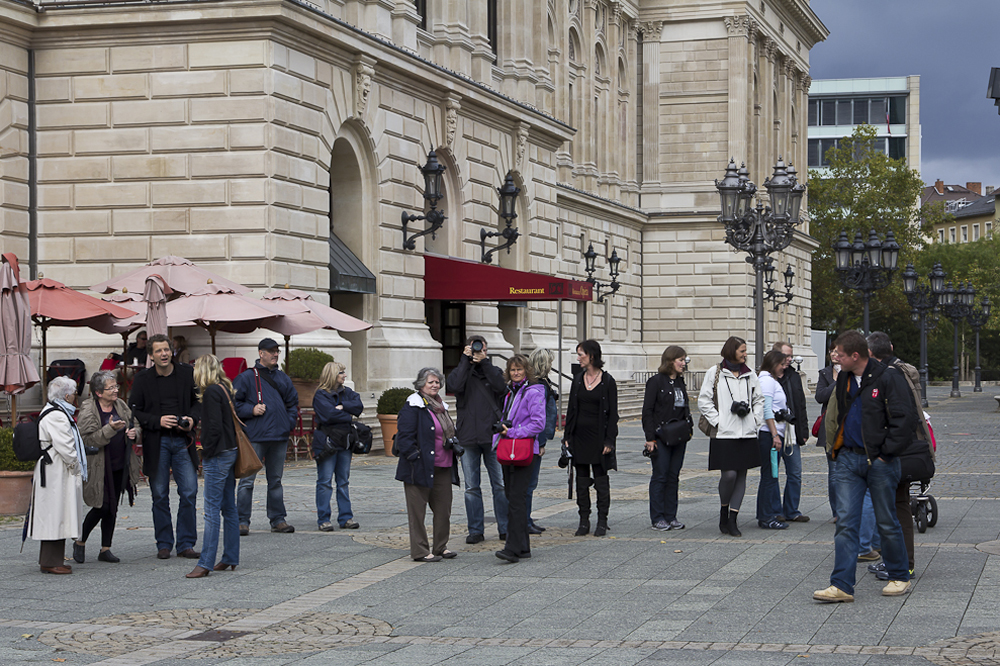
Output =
[
  {"x1": 502, "y1": 463, "x2": 532, "y2": 557},
  {"x1": 81, "y1": 467, "x2": 126, "y2": 548}
]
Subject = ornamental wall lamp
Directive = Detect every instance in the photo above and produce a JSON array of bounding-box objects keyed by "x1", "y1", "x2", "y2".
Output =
[
  {"x1": 481, "y1": 171, "x2": 521, "y2": 264},
  {"x1": 583, "y1": 242, "x2": 622, "y2": 303},
  {"x1": 401, "y1": 150, "x2": 447, "y2": 251}
]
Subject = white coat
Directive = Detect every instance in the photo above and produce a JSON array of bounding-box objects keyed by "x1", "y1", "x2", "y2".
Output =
[
  {"x1": 697, "y1": 364, "x2": 765, "y2": 439},
  {"x1": 28, "y1": 407, "x2": 84, "y2": 541}
]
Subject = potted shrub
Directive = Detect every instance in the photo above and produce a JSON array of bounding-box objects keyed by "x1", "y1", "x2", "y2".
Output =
[
  {"x1": 375, "y1": 387, "x2": 413, "y2": 456},
  {"x1": 285, "y1": 347, "x2": 335, "y2": 409},
  {"x1": 0, "y1": 426, "x2": 34, "y2": 516}
]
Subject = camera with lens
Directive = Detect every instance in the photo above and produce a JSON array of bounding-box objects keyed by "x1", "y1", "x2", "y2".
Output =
[
  {"x1": 443, "y1": 436, "x2": 464, "y2": 457},
  {"x1": 730, "y1": 401, "x2": 751, "y2": 418},
  {"x1": 557, "y1": 442, "x2": 573, "y2": 468},
  {"x1": 491, "y1": 419, "x2": 512, "y2": 435},
  {"x1": 773, "y1": 409, "x2": 795, "y2": 424},
  {"x1": 470, "y1": 339, "x2": 484, "y2": 353},
  {"x1": 642, "y1": 446, "x2": 657, "y2": 460}
]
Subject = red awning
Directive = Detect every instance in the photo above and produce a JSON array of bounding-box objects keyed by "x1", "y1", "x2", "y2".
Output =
[{"x1": 423, "y1": 255, "x2": 593, "y2": 302}]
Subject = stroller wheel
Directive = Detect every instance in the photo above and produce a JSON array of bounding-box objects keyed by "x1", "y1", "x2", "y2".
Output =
[
  {"x1": 927, "y1": 495, "x2": 938, "y2": 527},
  {"x1": 915, "y1": 504, "x2": 928, "y2": 533}
]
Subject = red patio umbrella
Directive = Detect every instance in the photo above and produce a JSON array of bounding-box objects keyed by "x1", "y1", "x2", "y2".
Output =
[{"x1": 1, "y1": 254, "x2": 40, "y2": 421}]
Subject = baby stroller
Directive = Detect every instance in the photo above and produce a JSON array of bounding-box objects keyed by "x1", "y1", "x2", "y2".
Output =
[{"x1": 907, "y1": 411, "x2": 938, "y2": 534}]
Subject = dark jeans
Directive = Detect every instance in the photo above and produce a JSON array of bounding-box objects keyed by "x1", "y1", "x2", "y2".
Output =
[
  {"x1": 649, "y1": 441, "x2": 686, "y2": 524},
  {"x1": 502, "y1": 463, "x2": 532, "y2": 557},
  {"x1": 81, "y1": 467, "x2": 126, "y2": 548},
  {"x1": 237, "y1": 440, "x2": 288, "y2": 527}
]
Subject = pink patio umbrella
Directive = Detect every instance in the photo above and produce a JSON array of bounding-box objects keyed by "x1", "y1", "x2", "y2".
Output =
[
  {"x1": 164, "y1": 285, "x2": 286, "y2": 355},
  {"x1": 143, "y1": 275, "x2": 172, "y2": 367},
  {"x1": 1, "y1": 254, "x2": 41, "y2": 422},
  {"x1": 260, "y1": 289, "x2": 372, "y2": 360},
  {"x1": 90, "y1": 256, "x2": 250, "y2": 296}
]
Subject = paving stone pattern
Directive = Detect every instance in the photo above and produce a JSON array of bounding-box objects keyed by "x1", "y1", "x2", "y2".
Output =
[{"x1": 1, "y1": 386, "x2": 999, "y2": 664}]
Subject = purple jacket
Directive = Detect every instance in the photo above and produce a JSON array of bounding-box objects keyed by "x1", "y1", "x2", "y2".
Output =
[{"x1": 492, "y1": 382, "x2": 546, "y2": 454}]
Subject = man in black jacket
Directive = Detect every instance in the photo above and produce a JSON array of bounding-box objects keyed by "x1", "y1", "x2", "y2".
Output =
[
  {"x1": 446, "y1": 336, "x2": 508, "y2": 544},
  {"x1": 813, "y1": 330, "x2": 916, "y2": 603},
  {"x1": 129, "y1": 334, "x2": 201, "y2": 560},
  {"x1": 772, "y1": 342, "x2": 810, "y2": 523}
]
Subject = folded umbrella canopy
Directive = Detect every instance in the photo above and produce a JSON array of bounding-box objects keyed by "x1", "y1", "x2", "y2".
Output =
[
  {"x1": 90, "y1": 256, "x2": 250, "y2": 296},
  {"x1": 260, "y1": 289, "x2": 372, "y2": 359},
  {"x1": 1, "y1": 254, "x2": 41, "y2": 421}
]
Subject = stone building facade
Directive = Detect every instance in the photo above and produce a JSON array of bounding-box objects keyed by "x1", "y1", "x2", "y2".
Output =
[{"x1": 0, "y1": 0, "x2": 826, "y2": 398}]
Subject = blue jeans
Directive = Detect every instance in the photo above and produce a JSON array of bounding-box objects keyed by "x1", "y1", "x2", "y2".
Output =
[
  {"x1": 150, "y1": 434, "x2": 199, "y2": 553},
  {"x1": 649, "y1": 441, "x2": 687, "y2": 524},
  {"x1": 859, "y1": 490, "x2": 881, "y2": 554},
  {"x1": 780, "y1": 441, "x2": 804, "y2": 519},
  {"x1": 316, "y1": 448, "x2": 353, "y2": 526},
  {"x1": 459, "y1": 441, "x2": 508, "y2": 536},
  {"x1": 830, "y1": 449, "x2": 909, "y2": 594},
  {"x1": 827, "y1": 457, "x2": 839, "y2": 518},
  {"x1": 198, "y1": 449, "x2": 239, "y2": 570},
  {"x1": 755, "y1": 431, "x2": 783, "y2": 522},
  {"x1": 237, "y1": 440, "x2": 288, "y2": 527}
]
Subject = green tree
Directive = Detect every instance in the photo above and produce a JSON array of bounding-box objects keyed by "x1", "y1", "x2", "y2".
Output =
[{"x1": 807, "y1": 125, "x2": 929, "y2": 335}]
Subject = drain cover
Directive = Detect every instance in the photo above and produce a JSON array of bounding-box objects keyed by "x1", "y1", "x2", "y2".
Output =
[{"x1": 184, "y1": 630, "x2": 250, "y2": 642}]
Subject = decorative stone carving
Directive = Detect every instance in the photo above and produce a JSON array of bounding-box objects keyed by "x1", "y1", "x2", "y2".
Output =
[
  {"x1": 444, "y1": 95, "x2": 461, "y2": 149},
  {"x1": 639, "y1": 21, "x2": 662, "y2": 39},
  {"x1": 515, "y1": 122, "x2": 530, "y2": 171},
  {"x1": 764, "y1": 37, "x2": 778, "y2": 63},
  {"x1": 724, "y1": 15, "x2": 760, "y2": 40},
  {"x1": 803, "y1": 75, "x2": 812, "y2": 92},
  {"x1": 352, "y1": 58, "x2": 375, "y2": 119}
]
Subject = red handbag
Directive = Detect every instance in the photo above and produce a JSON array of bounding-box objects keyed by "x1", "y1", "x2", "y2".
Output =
[
  {"x1": 497, "y1": 438, "x2": 534, "y2": 466},
  {"x1": 811, "y1": 413, "x2": 824, "y2": 438}
]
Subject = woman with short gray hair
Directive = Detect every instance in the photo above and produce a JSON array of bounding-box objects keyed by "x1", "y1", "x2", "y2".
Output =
[
  {"x1": 394, "y1": 367, "x2": 461, "y2": 561},
  {"x1": 29, "y1": 375, "x2": 87, "y2": 574}
]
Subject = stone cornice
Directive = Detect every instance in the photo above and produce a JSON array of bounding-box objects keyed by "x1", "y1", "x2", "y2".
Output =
[
  {"x1": 556, "y1": 183, "x2": 647, "y2": 230},
  {"x1": 772, "y1": 0, "x2": 829, "y2": 47}
]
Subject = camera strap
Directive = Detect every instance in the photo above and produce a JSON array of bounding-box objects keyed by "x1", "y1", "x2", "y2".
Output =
[
  {"x1": 468, "y1": 369, "x2": 504, "y2": 423},
  {"x1": 722, "y1": 374, "x2": 752, "y2": 404}
]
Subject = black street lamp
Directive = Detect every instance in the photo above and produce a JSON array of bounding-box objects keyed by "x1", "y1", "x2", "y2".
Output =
[
  {"x1": 481, "y1": 171, "x2": 521, "y2": 263},
  {"x1": 757, "y1": 257, "x2": 795, "y2": 311},
  {"x1": 401, "y1": 151, "x2": 448, "y2": 251},
  {"x1": 833, "y1": 229, "x2": 900, "y2": 335},
  {"x1": 583, "y1": 243, "x2": 622, "y2": 303},
  {"x1": 902, "y1": 262, "x2": 946, "y2": 407},
  {"x1": 940, "y1": 280, "x2": 977, "y2": 398},
  {"x1": 967, "y1": 296, "x2": 991, "y2": 393},
  {"x1": 715, "y1": 158, "x2": 805, "y2": 366}
]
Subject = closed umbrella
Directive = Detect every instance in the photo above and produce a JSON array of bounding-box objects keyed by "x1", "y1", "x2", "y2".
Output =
[
  {"x1": 143, "y1": 275, "x2": 172, "y2": 367},
  {"x1": 90, "y1": 256, "x2": 250, "y2": 296},
  {"x1": 1, "y1": 254, "x2": 40, "y2": 422}
]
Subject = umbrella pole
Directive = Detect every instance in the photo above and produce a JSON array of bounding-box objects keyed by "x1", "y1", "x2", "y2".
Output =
[
  {"x1": 42, "y1": 323, "x2": 48, "y2": 387},
  {"x1": 284, "y1": 335, "x2": 290, "y2": 372},
  {"x1": 10, "y1": 394, "x2": 16, "y2": 425},
  {"x1": 211, "y1": 325, "x2": 217, "y2": 356}
]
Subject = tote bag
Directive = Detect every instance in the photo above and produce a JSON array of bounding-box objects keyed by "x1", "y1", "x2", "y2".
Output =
[{"x1": 225, "y1": 391, "x2": 263, "y2": 479}]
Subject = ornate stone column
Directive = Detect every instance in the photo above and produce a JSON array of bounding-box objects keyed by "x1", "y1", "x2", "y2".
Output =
[
  {"x1": 639, "y1": 20, "x2": 662, "y2": 194},
  {"x1": 724, "y1": 15, "x2": 753, "y2": 165}
]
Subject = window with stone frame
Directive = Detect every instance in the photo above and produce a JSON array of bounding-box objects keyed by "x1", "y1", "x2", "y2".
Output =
[{"x1": 414, "y1": 0, "x2": 426, "y2": 30}]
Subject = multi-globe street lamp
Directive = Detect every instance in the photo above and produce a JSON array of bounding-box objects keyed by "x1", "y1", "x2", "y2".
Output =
[
  {"x1": 833, "y1": 229, "x2": 900, "y2": 335},
  {"x1": 715, "y1": 158, "x2": 805, "y2": 366},
  {"x1": 966, "y1": 296, "x2": 992, "y2": 393},
  {"x1": 940, "y1": 280, "x2": 977, "y2": 398},
  {"x1": 901, "y1": 262, "x2": 946, "y2": 408}
]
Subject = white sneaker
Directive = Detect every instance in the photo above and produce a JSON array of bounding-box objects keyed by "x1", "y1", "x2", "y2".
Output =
[
  {"x1": 882, "y1": 580, "x2": 911, "y2": 596},
  {"x1": 813, "y1": 585, "x2": 854, "y2": 603}
]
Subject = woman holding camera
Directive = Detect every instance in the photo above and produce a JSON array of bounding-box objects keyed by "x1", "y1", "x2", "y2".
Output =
[
  {"x1": 494, "y1": 354, "x2": 547, "y2": 563},
  {"x1": 395, "y1": 367, "x2": 461, "y2": 562},
  {"x1": 755, "y1": 350, "x2": 791, "y2": 530},
  {"x1": 563, "y1": 340, "x2": 619, "y2": 537},
  {"x1": 75, "y1": 370, "x2": 141, "y2": 564},
  {"x1": 697, "y1": 336, "x2": 764, "y2": 537},
  {"x1": 642, "y1": 346, "x2": 690, "y2": 531},
  {"x1": 312, "y1": 362, "x2": 363, "y2": 531}
]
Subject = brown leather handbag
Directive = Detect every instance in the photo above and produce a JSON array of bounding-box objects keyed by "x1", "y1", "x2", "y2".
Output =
[{"x1": 224, "y1": 390, "x2": 262, "y2": 479}]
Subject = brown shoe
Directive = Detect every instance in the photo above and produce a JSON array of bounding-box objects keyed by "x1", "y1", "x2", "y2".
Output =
[
  {"x1": 857, "y1": 550, "x2": 881, "y2": 562},
  {"x1": 185, "y1": 566, "x2": 211, "y2": 579},
  {"x1": 177, "y1": 548, "x2": 201, "y2": 559},
  {"x1": 40, "y1": 565, "x2": 73, "y2": 575},
  {"x1": 157, "y1": 548, "x2": 170, "y2": 560},
  {"x1": 790, "y1": 514, "x2": 811, "y2": 523}
]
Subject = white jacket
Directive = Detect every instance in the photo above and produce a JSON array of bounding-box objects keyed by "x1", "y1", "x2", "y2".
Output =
[
  {"x1": 697, "y1": 363, "x2": 765, "y2": 439},
  {"x1": 29, "y1": 408, "x2": 84, "y2": 541}
]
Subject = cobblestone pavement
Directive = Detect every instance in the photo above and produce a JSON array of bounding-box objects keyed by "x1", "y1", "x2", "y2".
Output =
[{"x1": 1, "y1": 385, "x2": 999, "y2": 665}]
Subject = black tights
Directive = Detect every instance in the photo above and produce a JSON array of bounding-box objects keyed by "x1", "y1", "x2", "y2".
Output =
[
  {"x1": 81, "y1": 467, "x2": 126, "y2": 548},
  {"x1": 718, "y1": 469, "x2": 747, "y2": 512}
]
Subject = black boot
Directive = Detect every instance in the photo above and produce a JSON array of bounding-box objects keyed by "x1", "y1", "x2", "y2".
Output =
[
  {"x1": 720, "y1": 505, "x2": 729, "y2": 534},
  {"x1": 593, "y1": 476, "x2": 611, "y2": 537},
  {"x1": 727, "y1": 509, "x2": 742, "y2": 537},
  {"x1": 575, "y1": 476, "x2": 592, "y2": 536}
]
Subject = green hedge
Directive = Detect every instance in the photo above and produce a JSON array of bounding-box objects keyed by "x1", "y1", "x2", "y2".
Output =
[
  {"x1": 0, "y1": 426, "x2": 35, "y2": 472},
  {"x1": 376, "y1": 387, "x2": 413, "y2": 415},
  {"x1": 285, "y1": 347, "x2": 335, "y2": 381}
]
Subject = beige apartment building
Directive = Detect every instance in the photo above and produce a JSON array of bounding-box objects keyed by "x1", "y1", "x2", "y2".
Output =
[{"x1": 0, "y1": 0, "x2": 827, "y2": 396}]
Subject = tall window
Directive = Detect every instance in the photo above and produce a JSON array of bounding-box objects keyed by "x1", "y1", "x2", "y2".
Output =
[
  {"x1": 973, "y1": 223, "x2": 980, "y2": 241},
  {"x1": 961, "y1": 226, "x2": 968, "y2": 243},
  {"x1": 487, "y1": 0, "x2": 497, "y2": 56},
  {"x1": 414, "y1": 0, "x2": 426, "y2": 30}
]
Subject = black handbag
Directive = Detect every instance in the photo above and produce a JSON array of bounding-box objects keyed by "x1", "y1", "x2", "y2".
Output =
[
  {"x1": 317, "y1": 423, "x2": 351, "y2": 460},
  {"x1": 350, "y1": 421, "x2": 373, "y2": 455},
  {"x1": 655, "y1": 417, "x2": 693, "y2": 447}
]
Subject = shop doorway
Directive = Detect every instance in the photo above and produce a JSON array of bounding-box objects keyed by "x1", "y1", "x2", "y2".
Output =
[{"x1": 426, "y1": 300, "x2": 466, "y2": 387}]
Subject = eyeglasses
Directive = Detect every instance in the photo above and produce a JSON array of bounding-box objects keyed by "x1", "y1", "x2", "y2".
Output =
[{"x1": 102, "y1": 385, "x2": 121, "y2": 392}]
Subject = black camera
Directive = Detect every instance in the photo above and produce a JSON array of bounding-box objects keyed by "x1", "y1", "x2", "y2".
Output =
[
  {"x1": 557, "y1": 443, "x2": 573, "y2": 468},
  {"x1": 491, "y1": 419, "x2": 512, "y2": 435},
  {"x1": 642, "y1": 446, "x2": 657, "y2": 460},
  {"x1": 471, "y1": 340, "x2": 484, "y2": 353},
  {"x1": 444, "y1": 436, "x2": 464, "y2": 457},
  {"x1": 773, "y1": 409, "x2": 795, "y2": 424},
  {"x1": 730, "y1": 401, "x2": 751, "y2": 418}
]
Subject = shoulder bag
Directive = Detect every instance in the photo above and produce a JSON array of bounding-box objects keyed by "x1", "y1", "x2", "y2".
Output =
[
  {"x1": 496, "y1": 389, "x2": 533, "y2": 466},
  {"x1": 697, "y1": 364, "x2": 722, "y2": 438},
  {"x1": 224, "y1": 388, "x2": 263, "y2": 479}
]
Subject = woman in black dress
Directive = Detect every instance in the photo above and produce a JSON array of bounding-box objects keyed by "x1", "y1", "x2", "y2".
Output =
[{"x1": 563, "y1": 339, "x2": 619, "y2": 537}]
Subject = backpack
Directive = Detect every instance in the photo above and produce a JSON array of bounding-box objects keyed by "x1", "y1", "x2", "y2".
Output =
[
  {"x1": 350, "y1": 421, "x2": 373, "y2": 455},
  {"x1": 12, "y1": 407, "x2": 58, "y2": 462}
]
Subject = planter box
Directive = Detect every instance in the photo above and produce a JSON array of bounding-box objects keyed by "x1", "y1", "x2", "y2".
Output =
[
  {"x1": 0, "y1": 470, "x2": 33, "y2": 516},
  {"x1": 290, "y1": 379, "x2": 319, "y2": 410},
  {"x1": 377, "y1": 414, "x2": 397, "y2": 456}
]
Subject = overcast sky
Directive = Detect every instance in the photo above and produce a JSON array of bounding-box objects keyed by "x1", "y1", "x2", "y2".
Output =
[{"x1": 808, "y1": 0, "x2": 1000, "y2": 190}]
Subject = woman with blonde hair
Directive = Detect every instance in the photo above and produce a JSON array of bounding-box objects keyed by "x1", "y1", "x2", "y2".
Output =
[
  {"x1": 312, "y1": 361, "x2": 364, "y2": 531},
  {"x1": 526, "y1": 348, "x2": 558, "y2": 533},
  {"x1": 186, "y1": 354, "x2": 239, "y2": 578}
]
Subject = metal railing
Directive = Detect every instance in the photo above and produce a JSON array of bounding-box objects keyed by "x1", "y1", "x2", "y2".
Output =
[{"x1": 632, "y1": 370, "x2": 704, "y2": 389}]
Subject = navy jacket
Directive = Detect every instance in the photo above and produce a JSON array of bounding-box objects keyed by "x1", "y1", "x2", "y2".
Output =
[
  {"x1": 233, "y1": 362, "x2": 298, "y2": 443},
  {"x1": 310, "y1": 386, "x2": 364, "y2": 458},
  {"x1": 394, "y1": 393, "x2": 460, "y2": 489}
]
